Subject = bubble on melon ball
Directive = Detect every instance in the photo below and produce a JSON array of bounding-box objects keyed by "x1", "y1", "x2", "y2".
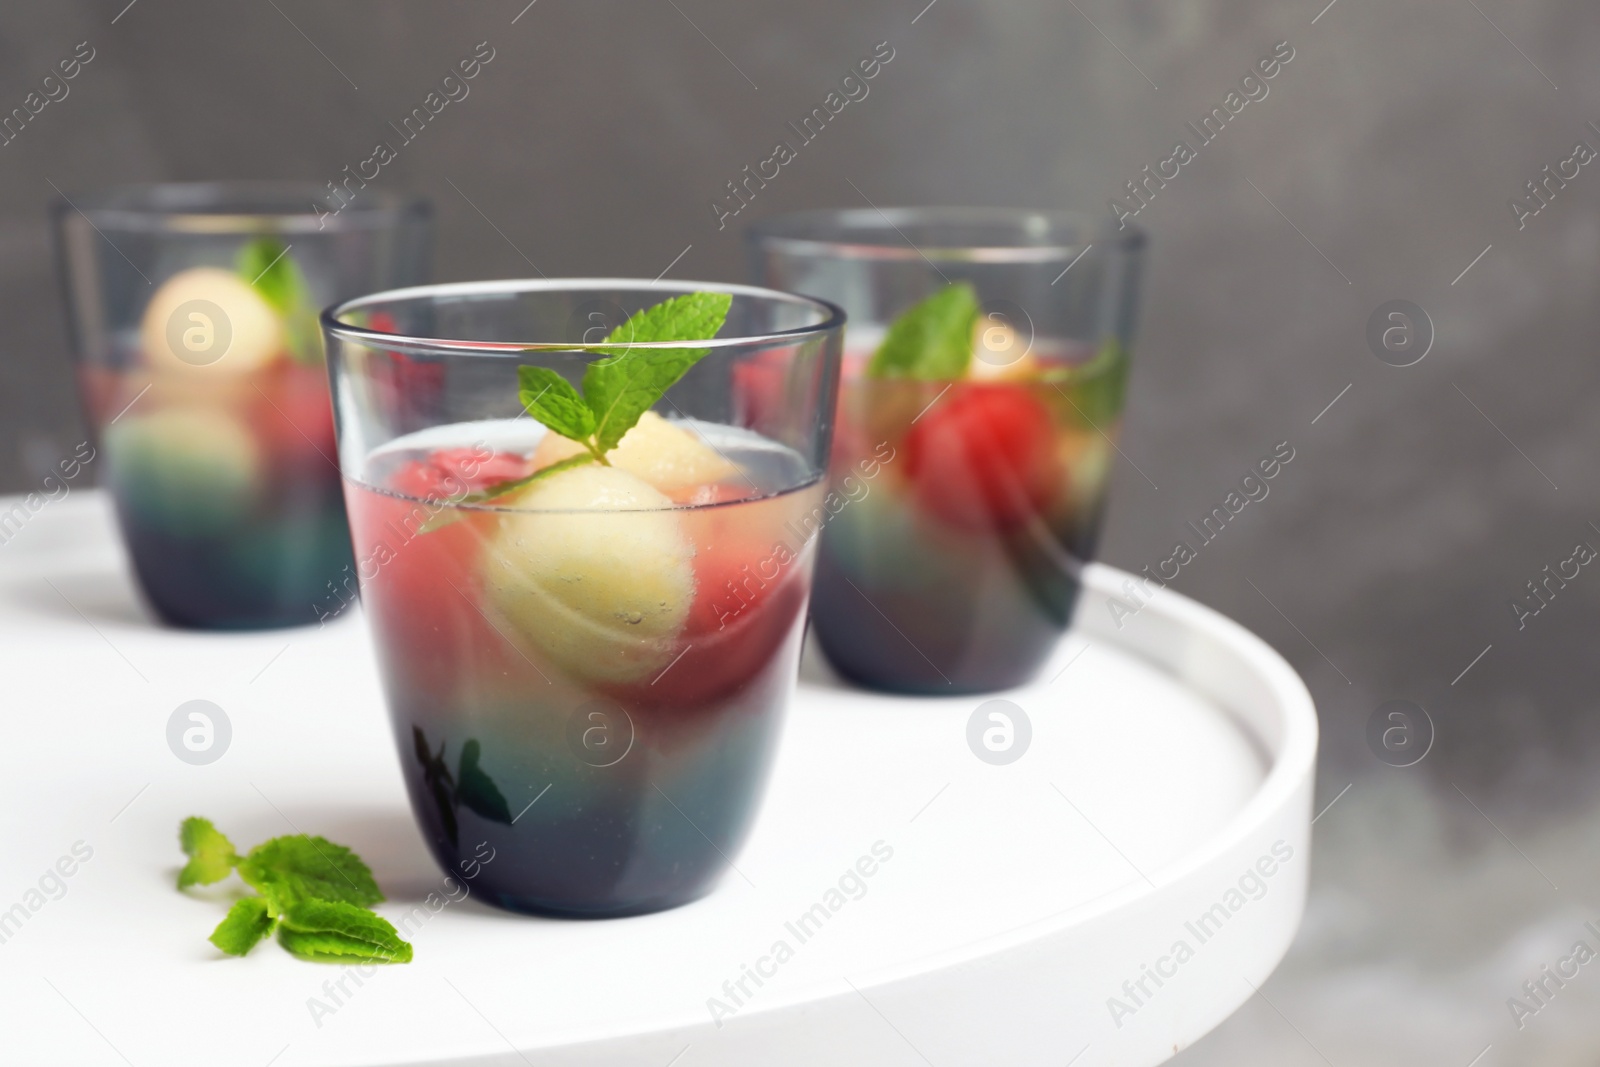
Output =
[
  {"x1": 483, "y1": 463, "x2": 696, "y2": 684},
  {"x1": 530, "y1": 411, "x2": 741, "y2": 494},
  {"x1": 105, "y1": 407, "x2": 261, "y2": 537},
  {"x1": 139, "y1": 267, "x2": 284, "y2": 374}
]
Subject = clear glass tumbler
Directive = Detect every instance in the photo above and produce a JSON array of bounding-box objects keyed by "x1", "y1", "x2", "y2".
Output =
[
  {"x1": 322, "y1": 279, "x2": 843, "y2": 917},
  {"x1": 749, "y1": 208, "x2": 1145, "y2": 694},
  {"x1": 53, "y1": 182, "x2": 431, "y2": 630}
]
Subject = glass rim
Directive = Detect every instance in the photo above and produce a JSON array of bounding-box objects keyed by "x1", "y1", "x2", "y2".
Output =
[
  {"x1": 745, "y1": 206, "x2": 1144, "y2": 262},
  {"x1": 51, "y1": 180, "x2": 431, "y2": 235},
  {"x1": 323, "y1": 277, "x2": 848, "y2": 354}
]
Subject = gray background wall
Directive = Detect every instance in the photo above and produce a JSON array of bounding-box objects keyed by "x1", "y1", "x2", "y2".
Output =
[{"x1": 5, "y1": 0, "x2": 1600, "y2": 1061}]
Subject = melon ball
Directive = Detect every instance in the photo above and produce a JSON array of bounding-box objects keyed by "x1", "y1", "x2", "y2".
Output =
[
  {"x1": 105, "y1": 407, "x2": 261, "y2": 537},
  {"x1": 969, "y1": 318, "x2": 1040, "y2": 381},
  {"x1": 482, "y1": 463, "x2": 696, "y2": 684},
  {"x1": 530, "y1": 411, "x2": 741, "y2": 494},
  {"x1": 139, "y1": 267, "x2": 283, "y2": 374}
]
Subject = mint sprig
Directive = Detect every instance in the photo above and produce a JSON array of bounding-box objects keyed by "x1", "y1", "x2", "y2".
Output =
[
  {"x1": 418, "y1": 291, "x2": 732, "y2": 528},
  {"x1": 867, "y1": 282, "x2": 980, "y2": 380},
  {"x1": 177, "y1": 817, "x2": 411, "y2": 964},
  {"x1": 236, "y1": 237, "x2": 318, "y2": 365},
  {"x1": 523, "y1": 290, "x2": 732, "y2": 464}
]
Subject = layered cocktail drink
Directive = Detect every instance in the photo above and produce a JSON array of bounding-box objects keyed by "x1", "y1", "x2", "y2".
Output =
[
  {"x1": 54, "y1": 183, "x2": 431, "y2": 629},
  {"x1": 324, "y1": 281, "x2": 842, "y2": 916},
  {"x1": 750, "y1": 209, "x2": 1145, "y2": 693}
]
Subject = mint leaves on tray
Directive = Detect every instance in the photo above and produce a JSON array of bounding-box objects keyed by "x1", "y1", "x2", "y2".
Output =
[{"x1": 178, "y1": 816, "x2": 412, "y2": 964}]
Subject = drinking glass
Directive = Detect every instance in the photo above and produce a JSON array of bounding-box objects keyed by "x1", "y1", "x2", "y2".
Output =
[
  {"x1": 53, "y1": 182, "x2": 431, "y2": 629},
  {"x1": 749, "y1": 208, "x2": 1145, "y2": 694},
  {"x1": 322, "y1": 279, "x2": 843, "y2": 917}
]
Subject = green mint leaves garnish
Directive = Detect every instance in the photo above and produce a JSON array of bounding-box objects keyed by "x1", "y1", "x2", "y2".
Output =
[
  {"x1": 177, "y1": 817, "x2": 411, "y2": 964},
  {"x1": 581, "y1": 291, "x2": 732, "y2": 452},
  {"x1": 867, "y1": 282, "x2": 980, "y2": 380},
  {"x1": 519, "y1": 368, "x2": 597, "y2": 445},
  {"x1": 518, "y1": 290, "x2": 732, "y2": 465},
  {"x1": 236, "y1": 237, "x2": 319, "y2": 365},
  {"x1": 419, "y1": 291, "x2": 732, "y2": 529}
]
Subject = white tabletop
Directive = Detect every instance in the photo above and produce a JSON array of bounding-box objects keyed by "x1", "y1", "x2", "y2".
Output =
[{"x1": 0, "y1": 490, "x2": 1316, "y2": 1066}]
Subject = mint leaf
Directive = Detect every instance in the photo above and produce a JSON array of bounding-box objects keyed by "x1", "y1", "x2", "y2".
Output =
[
  {"x1": 456, "y1": 740, "x2": 513, "y2": 824},
  {"x1": 277, "y1": 899, "x2": 413, "y2": 964},
  {"x1": 593, "y1": 291, "x2": 733, "y2": 355},
  {"x1": 583, "y1": 291, "x2": 731, "y2": 453},
  {"x1": 419, "y1": 291, "x2": 731, "y2": 538},
  {"x1": 584, "y1": 350, "x2": 708, "y2": 454},
  {"x1": 209, "y1": 897, "x2": 275, "y2": 956},
  {"x1": 236, "y1": 238, "x2": 317, "y2": 364},
  {"x1": 238, "y1": 835, "x2": 383, "y2": 914},
  {"x1": 868, "y1": 283, "x2": 980, "y2": 380},
  {"x1": 1045, "y1": 337, "x2": 1130, "y2": 429},
  {"x1": 519, "y1": 367, "x2": 597, "y2": 444},
  {"x1": 178, "y1": 816, "x2": 237, "y2": 889}
]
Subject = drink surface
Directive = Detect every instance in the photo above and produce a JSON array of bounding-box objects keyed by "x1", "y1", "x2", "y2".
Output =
[
  {"x1": 345, "y1": 417, "x2": 824, "y2": 916},
  {"x1": 811, "y1": 341, "x2": 1125, "y2": 693}
]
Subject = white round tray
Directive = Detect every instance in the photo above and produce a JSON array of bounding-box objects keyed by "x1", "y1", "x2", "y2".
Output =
[{"x1": 0, "y1": 491, "x2": 1316, "y2": 1067}]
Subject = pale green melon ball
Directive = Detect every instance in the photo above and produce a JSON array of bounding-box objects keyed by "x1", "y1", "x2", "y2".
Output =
[
  {"x1": 482, "y1": 464, "x2": 696, "y2": 684},
  {"x1": 106, "y1": 407, "x2": 261, "y2": 537},
  {"x1": 139, "y1": 267, "x2": 283, "y2": 375}
]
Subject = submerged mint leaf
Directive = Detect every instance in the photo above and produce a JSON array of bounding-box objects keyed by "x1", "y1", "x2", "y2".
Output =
[
  {"x1": 456, "y1": 739, "x2": 513, "y2": 825},
  {"x1": 209, "y1": 897, "x2": 275, "y2": 957},
  {"x1": 178, "y1": 816, "x2": 238, "y2": 889},
  {"x1": 415, "y1": 453, "x2": 596, "y2": 534},
  {"x1": 582, "y1": 291, "x2": 731, "y2": 453},
  {"x1": 1045, "y1": 337, "x2": 1130, "y2": 429},
  {"x1": 237, "y1": 835, "x2": 383, "y2": 914},
  {"x1": 277, "y1": 899, "x2": 413, "y2": 964},
  {"x1": 413, "y1": 726, "x2": 460, "y2": 847},
  {"x1": 868, "y1": 282, "x2": 980, "y2": 380},
  {"x1": 518, "y1": 366, "x2": 598, "y2": 446},
  {"x1": 237, "y1": 238, "x2": 318, "y2": 364}
]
